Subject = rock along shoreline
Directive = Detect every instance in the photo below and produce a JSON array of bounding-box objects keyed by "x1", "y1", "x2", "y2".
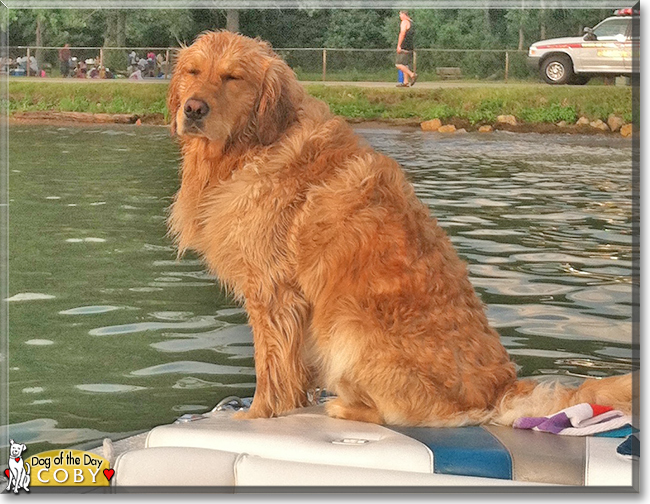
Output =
[{"x1": 9, "y1": 111, "x2": 634, "y2": 137}]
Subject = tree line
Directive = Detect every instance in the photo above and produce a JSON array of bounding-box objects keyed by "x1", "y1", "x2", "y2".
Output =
[{"x1": 6, "y1": 8, "x2": 616, "y2": 50}]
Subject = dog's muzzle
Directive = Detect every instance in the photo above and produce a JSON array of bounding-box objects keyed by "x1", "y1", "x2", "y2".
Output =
[{"x1": 183, "y1": 98, "x2": 210, "y2": 124}]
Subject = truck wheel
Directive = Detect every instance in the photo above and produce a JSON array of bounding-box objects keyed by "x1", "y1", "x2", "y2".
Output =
[{"x1": 541, "y1": 54, "x2": 574, "y2": 85}]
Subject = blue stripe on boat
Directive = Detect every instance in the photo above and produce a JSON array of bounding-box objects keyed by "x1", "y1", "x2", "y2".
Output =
[{"x1": 391, "y1": 426, "x2": 512, "y2": 480}]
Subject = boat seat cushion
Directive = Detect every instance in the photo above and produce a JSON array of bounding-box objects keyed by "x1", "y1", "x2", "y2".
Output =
[
  {"x1": 144, "y1": 406, "x2": 633, "y2": 486},
  {"x1": 146, "y1": 410, "x2": 433, "y2": 473},
  {"x1": 112, "y1": 446, "x2": 239, "y2": 487},
  {"x1": 234, "y1": 454, "x2": 557, "y2": 487}
]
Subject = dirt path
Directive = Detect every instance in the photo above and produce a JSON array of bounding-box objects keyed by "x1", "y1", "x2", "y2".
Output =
[{"x1": 9, "y1": 76, "x2": 580, "y2": 90}]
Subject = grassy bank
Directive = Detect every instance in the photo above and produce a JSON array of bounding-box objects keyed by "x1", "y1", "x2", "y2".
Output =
[{"x1": 6, "y1": 80, "x2": 633, "y2": 125}]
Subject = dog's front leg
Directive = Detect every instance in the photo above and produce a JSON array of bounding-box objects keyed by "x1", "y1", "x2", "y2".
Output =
[{"x1": 236, "y1": 287, "x2": 312, "y2": 419}]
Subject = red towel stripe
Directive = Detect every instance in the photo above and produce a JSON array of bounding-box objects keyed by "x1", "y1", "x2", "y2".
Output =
[{"x1": 590, "y1": 404, "x2": 614, "y2": 416}]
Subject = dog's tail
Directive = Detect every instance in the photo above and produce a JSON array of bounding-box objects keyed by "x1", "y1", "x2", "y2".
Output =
[{"x1": 490, "y1": 372, "x2": 634, "y2": 426}]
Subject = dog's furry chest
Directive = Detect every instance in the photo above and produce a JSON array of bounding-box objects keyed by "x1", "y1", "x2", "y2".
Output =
[{"x1": 179, "y1": 167, "x2": 302, "y2": 294}]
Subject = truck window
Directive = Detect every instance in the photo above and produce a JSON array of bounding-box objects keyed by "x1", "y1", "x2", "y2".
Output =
[{"x1": 592, "y1": 18, "x2": 630, "y2": 39}]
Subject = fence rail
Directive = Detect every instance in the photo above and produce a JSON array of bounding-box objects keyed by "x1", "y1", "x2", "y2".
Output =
[{"x1": 4, "y1": 46, "x2": 534, "y2": 82}]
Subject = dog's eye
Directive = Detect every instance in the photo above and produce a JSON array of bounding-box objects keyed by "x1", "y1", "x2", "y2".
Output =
[
  {"x1": 222, "y1": 74, "x2": 240, "y2": 82},
  {"x1": 188, "y1": 69, "x2": 200, "y2": 76}
]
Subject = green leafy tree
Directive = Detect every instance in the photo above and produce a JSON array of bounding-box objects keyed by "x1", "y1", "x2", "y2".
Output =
[
  {"x1": 325, "y1": 10, "x2": 392, "y2": 49},
  {"x1": 126, "y1": 10, "x2": 195, "y2": 47}
]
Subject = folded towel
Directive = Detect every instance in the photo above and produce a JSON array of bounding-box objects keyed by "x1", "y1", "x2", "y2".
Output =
[
  {"x1": 513, "y1": 403, "x2": 632, "y2": 436},
  {"x1": 595, "y1": 424, "x2": 638, "y2": 438}
]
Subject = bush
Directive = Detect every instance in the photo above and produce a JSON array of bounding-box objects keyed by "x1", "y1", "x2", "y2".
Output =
[{"x1": 519, "y1": 102, "x2": 578, "y2": 123}]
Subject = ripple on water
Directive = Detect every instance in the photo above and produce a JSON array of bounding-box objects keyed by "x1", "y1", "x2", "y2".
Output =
[
  {"x1": 59, "y1": 305, "x2": 122, "y2": 315},
  {"x1": 22, "y1": 387, "x2": 44, "y2": 394},
  {"x1": 89, "y1": 316, "x2": 221, "y2": 336},
  {"x1": 172, "y1": 404, "x2": 209, "y2": 413},
  {"x1": 151, "y1": 311, "x2": 195, "y2": 321},
  {"x1": 65, "y1": 237, "x2": 106, "y2": 243},
  {"x1": 151, "y1": 325, "x2": 253, "y2": 355},
  {"x1": 5, "y1": 293, "x2": 55, "y2": 302},
  {"x1": 0, "y1": 418, "x2": 110, "y2": 446},
  {"x1": 507, "y1": 348, "x2": 592, "y2": 359},
  {"x1": 75, "y1": 384, "x2": 147, "y2": 393},
  {"x1": 486, "y1": 303, "x2": 632, "y2": 344},
  {"x1": 153, "y1": 259, "x2": 203, "y2": 267},
  {"x1": 471, "y1": 277, "x2": 576, "y2": 297},
  {"x1": 130, "y1": 361, "x2": 255, "y2": 376},
  {"x1": 25, "y1": 339, "x2": 54, "y2": 346}
]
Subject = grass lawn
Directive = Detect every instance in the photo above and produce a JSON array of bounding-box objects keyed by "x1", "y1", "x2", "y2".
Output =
[{"x1": 6, "y1": 79, "x2": 633, "y2": 125}]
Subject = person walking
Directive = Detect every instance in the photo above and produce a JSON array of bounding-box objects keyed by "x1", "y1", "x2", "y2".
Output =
[
  {"x1": 395, "y1": 11, "x2": 417, "y2": 87},
  {"x1": 59, "y1": 43, "x2": 71, "y2": 78}
]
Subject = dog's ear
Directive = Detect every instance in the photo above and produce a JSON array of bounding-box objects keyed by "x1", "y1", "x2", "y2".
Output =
[
  {"x1": 20, "y1": 444, "x2": 26, "y2": 452},
  {"x1": 166, "y1": 51, "x2": 182, "y2": 136},
  {"x1": 254, "y1": 56, "x2": 303, "y2": 145}
]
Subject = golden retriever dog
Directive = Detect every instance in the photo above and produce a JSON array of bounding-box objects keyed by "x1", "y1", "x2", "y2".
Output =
[{"x1": 167, "y1": 31, "x2": 633, "y2": 426}]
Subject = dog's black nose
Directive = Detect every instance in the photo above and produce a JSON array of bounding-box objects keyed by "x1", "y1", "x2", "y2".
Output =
[{"x1": 184, "y1": 98, "x2": 210, "y2": 121}]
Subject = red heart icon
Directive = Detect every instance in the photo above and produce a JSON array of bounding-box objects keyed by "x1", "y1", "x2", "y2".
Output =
[
  {"x1": 4, "y1": 469, "x2": 9, "y2": 478},
  {"x1": 15, "y1": 457, "x2": 20, "y2": 462},
  {"x1": 103, "y1": 468, "x2": 115, "y2": 482}
]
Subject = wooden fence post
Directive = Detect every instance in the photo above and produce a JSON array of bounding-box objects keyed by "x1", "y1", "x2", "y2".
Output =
[
  {"x1": 26, "y1": 47, "x2": 30, "y2": 77},
  {"x1": 505, "y1": 51, "x2": 509, "y2": 83},
  {"x1": 165, "y1": 49, "x2": 170, "y2": 79},
  {"x1": 322, "y1": 48, "x2": 327, "y2": 82},
  {"x1": 413, "y1": 50, "x2": 417, "y2": 73},
  {"x1": 99, "y1": 47, "x2": 104, "y2": 78}
]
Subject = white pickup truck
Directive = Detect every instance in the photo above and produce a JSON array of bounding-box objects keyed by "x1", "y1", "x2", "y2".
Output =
[{"x1": 528, "y1": 8, "x2": 639, "y2": 85}]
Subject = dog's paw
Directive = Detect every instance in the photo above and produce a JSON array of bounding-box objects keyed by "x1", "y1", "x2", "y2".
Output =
[
  {"x1": 232, "y1": 407, "x2": 273, "y2": 420},
  {"x1": 325, "y1": 398, "x2": 383, "y2": 424},
  {"x1": 232, "y1": 409, "x2": 255, "y2": 420}
]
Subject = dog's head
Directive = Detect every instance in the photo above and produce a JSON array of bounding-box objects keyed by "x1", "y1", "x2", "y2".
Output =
[
  {"x1": 167, "y1": 31, "x2": 304, "y2": 147},
  {"x1": 9, "y1": 440, "x2": 26, "y2": 458}
]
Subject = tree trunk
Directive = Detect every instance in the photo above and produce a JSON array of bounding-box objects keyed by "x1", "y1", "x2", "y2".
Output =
[
  {"x1": 104, "y1": 10, "x2": 116, "y2": 46},
  {"x1": 518, "y1": 24, "x2": 524, "y2": 50},
  {"x1": 226, "y1": 9, "x2": 239, "y2": 32},
  {"x1": 116, "y1": 10, "x2": 127, "y2": 47},
  {"x1": 35, "y1": 16, "x2": 43, "y2": 71}
]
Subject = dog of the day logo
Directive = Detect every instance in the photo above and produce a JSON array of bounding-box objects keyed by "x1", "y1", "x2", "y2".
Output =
[
  {"x1": 4, "y1": 441, "x2": 114, "y2": 491},
  {"x1": 5, "y1": 440, "x2": 31, "y2": 494}
]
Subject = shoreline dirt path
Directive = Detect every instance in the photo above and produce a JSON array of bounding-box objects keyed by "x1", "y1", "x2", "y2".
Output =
[{"x1": 10, "y1": 76, "x2": 627, "y2": 90}]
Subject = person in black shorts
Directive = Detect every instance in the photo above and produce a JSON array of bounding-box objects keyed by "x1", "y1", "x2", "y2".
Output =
[{"x1": 395, "y1": 11, "x2": 417, "y2": 87}]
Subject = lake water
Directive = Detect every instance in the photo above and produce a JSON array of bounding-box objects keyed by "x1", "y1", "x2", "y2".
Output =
[{"x1": 4, "y1": 124, "x2": 638, "y2": 455}]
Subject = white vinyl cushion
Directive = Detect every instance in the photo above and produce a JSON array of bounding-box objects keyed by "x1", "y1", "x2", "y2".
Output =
[
  {"x1": 234, "y1": 455, "x2": 558, "y2": 487},
  {"x1": 113, "y1": 447, "x2": 239, "y2": 487},
  {"x1": 146, "y1": 410, "x2": 434, "y2": 473},
  {"x1": 585, "y1": 437, "x2": 634, "y2": 486}
]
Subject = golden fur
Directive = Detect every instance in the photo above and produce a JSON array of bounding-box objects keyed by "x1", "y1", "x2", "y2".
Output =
[{"x1": 167, "y1": 31, "x2": 634, "y2": 426}]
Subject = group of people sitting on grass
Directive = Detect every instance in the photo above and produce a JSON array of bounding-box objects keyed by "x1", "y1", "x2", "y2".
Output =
[{"x1": 127, "y1": 51, "x2": 168, "y2": 80}]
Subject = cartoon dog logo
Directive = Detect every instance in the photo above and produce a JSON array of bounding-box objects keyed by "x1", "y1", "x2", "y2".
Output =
[{"x1": 5, "y1": 439, "x2": 30, "y2": 494}]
